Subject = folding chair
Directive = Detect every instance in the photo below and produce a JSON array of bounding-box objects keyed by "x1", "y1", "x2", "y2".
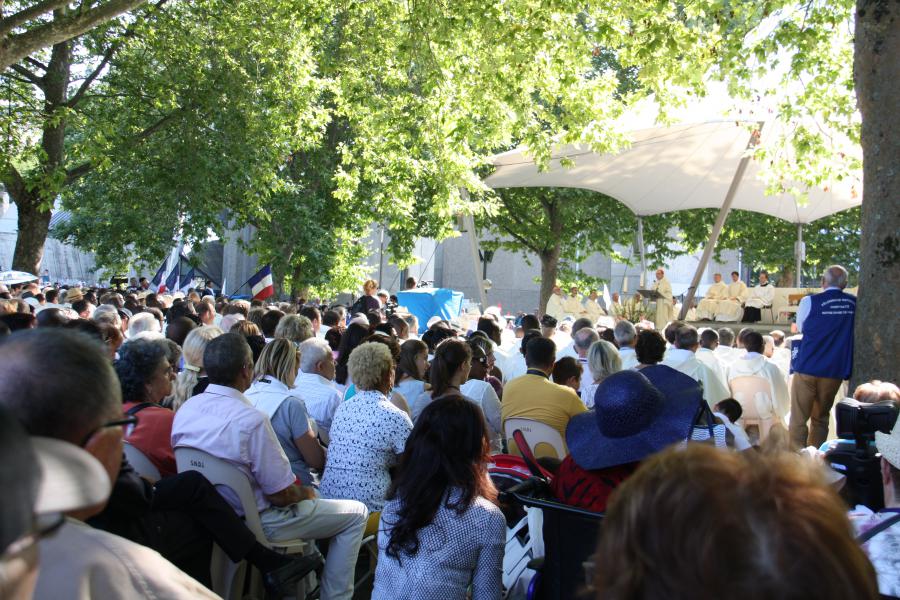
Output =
[
  {"x1": 729, "y1": 375, "x2": 778, "y2": 442},
  {"x1": 503, "y1": 478, "x2": 604, "y2": 600},
  {"x1": 123, "y1": 441, "x2": 161, "y2": 483},
  {"x1": 174, "y1": 447, "x2": 316, "y2": 600},
  {"x1": 504, "y1": 418, "x2": 566, "y2": 460}
]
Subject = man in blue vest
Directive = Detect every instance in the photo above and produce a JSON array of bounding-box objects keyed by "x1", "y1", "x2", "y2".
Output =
[{"x1": 789, "y1": 265, "x2": 856, "y2": 448}]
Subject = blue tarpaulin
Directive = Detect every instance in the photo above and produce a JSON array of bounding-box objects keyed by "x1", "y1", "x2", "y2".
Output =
[{"x1": 396, "y1": 288, "x2": 465, "y2": 334}]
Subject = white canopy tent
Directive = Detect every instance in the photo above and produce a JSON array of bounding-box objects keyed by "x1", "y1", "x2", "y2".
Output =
[{"x1": 484, "y1": 120, "x2": 861, "y2": 318}]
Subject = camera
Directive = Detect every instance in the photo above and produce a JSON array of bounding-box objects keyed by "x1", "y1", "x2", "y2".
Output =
[{"x1": 825, "y1": 398, "x2": 899, "y2": 510}]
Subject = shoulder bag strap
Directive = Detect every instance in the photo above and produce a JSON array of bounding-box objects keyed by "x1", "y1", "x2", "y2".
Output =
[
  {"x1": 857, "y1": 513, "x2": 900, "y2": 544},
  {"x1": 125, "y1": 402, "x2": 156, "y2": 416}
]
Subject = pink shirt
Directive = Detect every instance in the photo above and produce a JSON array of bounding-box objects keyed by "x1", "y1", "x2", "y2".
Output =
[{"x1": 171, "y1": 384, "x2": 295, "y2": 514}]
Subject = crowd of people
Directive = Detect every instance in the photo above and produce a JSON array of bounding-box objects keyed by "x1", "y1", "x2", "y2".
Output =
[{"x1": 0, "y1": 263, "x2": 898, "y2": 600}]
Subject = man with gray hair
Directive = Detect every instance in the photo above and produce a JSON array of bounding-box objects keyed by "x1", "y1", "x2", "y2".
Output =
[
  {"x1": 573, "y1": 326, "x2": 600, "y2": 394},
  {"x1": 294, "y1": 336, "x2": 343, "y2": 444},
  {"x1": 613, "y1": 320, "x2": 639, "y2": 370},
  {"x1": 790, "y1": 265, "x2": 856, "y2": 448}
]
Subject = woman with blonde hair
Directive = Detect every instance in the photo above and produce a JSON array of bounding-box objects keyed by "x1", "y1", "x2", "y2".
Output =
[
  {"x1": 244, "y1": 338, "x2": 326, "y2": 484},
  {"x1": 320, "y1": 343, "x2": 413, "y2": 512},
  {"x1": 171, "y1": 325, "x2": 222, "y2": 410},
  {"x1": 581, "y1": 339, "x2": 622, "y2": 408}
]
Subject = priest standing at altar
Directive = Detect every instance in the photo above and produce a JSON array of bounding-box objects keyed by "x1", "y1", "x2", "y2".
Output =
[{"x1": 652, "y1": 268, "x2": 674, "y2": 330}]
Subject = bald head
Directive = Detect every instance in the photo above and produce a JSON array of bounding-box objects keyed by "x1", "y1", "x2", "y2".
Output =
[
  {"x1": 823, "y1": 265, "x2": 849, "y2": 289},
  {"x1": 0, "y1": 329, "x2": 120, "y2": 444}
]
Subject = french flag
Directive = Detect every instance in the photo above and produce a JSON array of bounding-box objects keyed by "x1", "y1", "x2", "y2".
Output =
[
  {"x1": 150, "y1": 259, "x2": 168, "y2": 293},
  {"x1": 248, "y1": 265, "x2": 275, "y2": 300},
  {"x1": 164, "y1": 260, "x2": 180, "y2": 294}
]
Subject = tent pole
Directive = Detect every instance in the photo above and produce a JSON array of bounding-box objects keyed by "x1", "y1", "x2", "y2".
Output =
[
  {"x1": 636, "y1": 216, "x2": 647, "y2": 287},
  {"x1": 795, "y1": 223, "x2": 804, "y2": 287},
  {"x1": 459, "y1": 188, "x2": 489, "y2": 310},
  {"x1": 678, "y1": 125, "x2": 762, "y2": 320}
]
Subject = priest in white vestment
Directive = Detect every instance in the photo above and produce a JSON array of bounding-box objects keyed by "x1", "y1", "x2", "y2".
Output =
[
  {"x1": 583, "y1": 290, "x2": 606, "y2": 323},
  {"x1": 697, "y1": 273, "x2": 729, "y2": 320},
  {"x1": 742, "y1": 271, "x2": 776, "y2": 323},
  {"x1": 716, "y1": 271, "x2": 749, "y2": 322},
  {"x1": 562, "y1": 286, "x2": 587, "y2": 319},
  {"x1": 608, "y1": 292, "x2": 623, "y2": 318},
  {"x1": 651, "y1": 269, "x2": 674, "y2": 330},
  {"x1": 545, "y1": 285, "x2": 567, "y2": 321},
  {"x1": 725, "y1": 331, "x2": 790, "y2": 422},
  {"x1": 696, "y1": 328, "x2": 729, "y2": 385},
  {"x1": 662, "y1": 325, "x2": 731, "y2": 406}
]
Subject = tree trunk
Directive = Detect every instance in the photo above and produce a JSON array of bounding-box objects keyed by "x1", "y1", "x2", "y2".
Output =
[
  {"x1": 10, "y1": 37, "x2": 70, "y2": 274},
  {"x1": 851, "y1": 0, "x2": 900, "y2": 390},
  {"x1": 779, "y1": 265, "x2": 795, "y2": 288},
  {"x1": 538, "y1": 247, "x2": 561, "y2": 316}
]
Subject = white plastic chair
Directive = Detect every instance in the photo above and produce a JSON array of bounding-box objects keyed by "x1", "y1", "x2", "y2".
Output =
[
  {"x1": 123, "y1": 441, "x2": 161, "y2": 483},
  {"x1": 504, "y1": 418, "x2": 566, "y2": 459},
  {"x1": 174, "y1": 447, "x2": 316, "y2": 600},
  {"x1": 729, "y1": 376, "x2": 779, "y2": 442}
]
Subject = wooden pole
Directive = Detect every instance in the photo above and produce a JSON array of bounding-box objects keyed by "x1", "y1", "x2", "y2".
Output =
[{"x1": 678, "y1": 125, "x2": 762, "y2": 320}]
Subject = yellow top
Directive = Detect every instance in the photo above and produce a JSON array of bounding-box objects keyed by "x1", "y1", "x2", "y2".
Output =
[{"x1": 501, "y1": 374, "x2": 587, "y2": 457}]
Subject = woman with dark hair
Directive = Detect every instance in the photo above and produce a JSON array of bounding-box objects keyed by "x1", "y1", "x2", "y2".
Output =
[
  {"x1": 393, "y1": 339, "x2": 429, "y2": 417},
  {"x1": 334, "y1": 321, "x2": 372, "y2": 390},
  {"x1": 372, "y1": 396, "x2": 505, "y2": 600},
  {"x1": 634, "y1": 328, "x2": 667, "y2": 368},
  {"x1": 114, "y1": 338, "x2": 177, "y2": 477},
  {"x1": 461, "y1": 338, "x2": 503, "y2": 452},
  {"x1": 412, "y1": 338, "x2": 472, "y2": 421}
]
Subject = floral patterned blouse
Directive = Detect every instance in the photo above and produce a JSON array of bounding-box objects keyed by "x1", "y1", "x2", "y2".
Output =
[{"x1": 319, "y1": 389, "x2": 413, "y2": 511}]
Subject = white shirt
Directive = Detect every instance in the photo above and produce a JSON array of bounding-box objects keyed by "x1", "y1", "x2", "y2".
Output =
[
  {"x1": 460, "y1": 379, "x2": 504, "y2": 451},
  {"x1": 171, "y1": 384, "x2": 295, "y2": 514},
  {"x1": 662, "y1": 348, "x2": 731, "y2": 406},
  {"x1": 618, "y1": 346, "x2": 639, "y2": 370},
  {"x1": 293, "y1": 371, "x2": 343, "y2": 441},
  {"x1": 712, "y1": 412, "x2": 752, "y2": 451},
  {"x1": 36, "y1": 519, "x2": 218, "y2": 600},
  {"x1": 713, "y1": 345, "x2": 743, "y2": 365},
  {"x1": 245, "y1": 376, "x2": 294, "y2": 419},
  {"x1": 696, "y1": 347, "x2": 728, "y2": 386},
  {"x1": 745, "y1": 282, "x2": 775, "y2": 309},
  {"x1": 726, "y1": 352, "x2": 791, "y2": 419}
]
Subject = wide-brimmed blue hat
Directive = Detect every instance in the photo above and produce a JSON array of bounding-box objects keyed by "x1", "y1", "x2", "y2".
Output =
[{"x1": 566, "y1": 369, "x2": 701, "y2": 470}]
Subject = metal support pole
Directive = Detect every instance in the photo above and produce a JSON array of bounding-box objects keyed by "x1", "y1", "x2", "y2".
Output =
[
  {"x1": 679, "y1": 125, "x2": 763, "y2": 320},
  {"x1": 459, "y1": 188, "x2": 489, "y2": 310},
  {"x1": 795, "y1": 223, "x2": 804, "y2": 287},
  {"x1": 636, "y1": 216, "x2": 647, "y2": 287}
]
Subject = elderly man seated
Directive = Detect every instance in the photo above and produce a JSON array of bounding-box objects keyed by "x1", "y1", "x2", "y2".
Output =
[
  {"x1": 696, "y1": 273, "x2": 729, "y2": 321},
  {"x1": 293, "y1": 337, "x2": 343, "y2": 444}
]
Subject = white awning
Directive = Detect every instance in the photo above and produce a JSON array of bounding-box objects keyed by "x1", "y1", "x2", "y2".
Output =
[{"x1": 485, "y1": 120, "x2": 860, "y2": 224}]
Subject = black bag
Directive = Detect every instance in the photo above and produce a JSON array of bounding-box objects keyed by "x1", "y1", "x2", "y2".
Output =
[{"x1": 689, "y1": 401, "x2": 727, "y2": 448}]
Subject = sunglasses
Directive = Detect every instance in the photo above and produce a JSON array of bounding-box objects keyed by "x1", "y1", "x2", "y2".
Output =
[{"x1": 79, "y1": 415, "x2": 139, "y2": 447}]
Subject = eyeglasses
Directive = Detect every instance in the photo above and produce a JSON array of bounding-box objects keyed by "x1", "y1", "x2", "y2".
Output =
[
  {"x1": 79, "y1": 415, "x2": 139, "y2": 447},
  {"x1": 1, "y1": 513, "x2": 65, "y2": 560}
]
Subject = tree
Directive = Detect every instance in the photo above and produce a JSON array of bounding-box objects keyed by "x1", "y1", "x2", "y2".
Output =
[
  {"x1": 50, "y1": 0, "x2": 731, "y2": 290},
  {"x1": 0, "y1": 0, "x2": 147, "y2": 70},
  {"x1": 477, "y1": 187, "x2": 656, "y2": 313},
  {"x1": 851, "y1": 0, "x2": 899, "y2": 389},
  {"x1": 1, "y1": 1, "x2": 167, "y2": 273}
]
